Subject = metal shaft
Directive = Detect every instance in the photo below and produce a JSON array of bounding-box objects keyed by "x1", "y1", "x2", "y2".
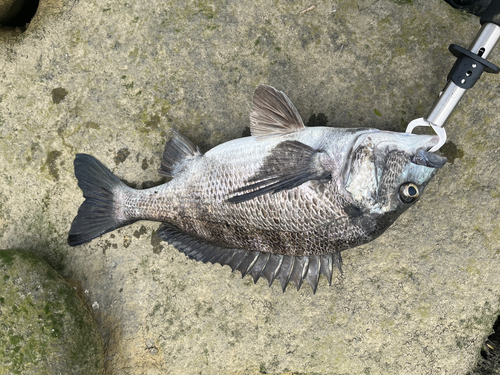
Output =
[
  {"x1": 469, "y1": 22, "x2": 500, "y2": 58},
  {"x1": 425, "y1": 22, "x2": 500, "y2": 128}
]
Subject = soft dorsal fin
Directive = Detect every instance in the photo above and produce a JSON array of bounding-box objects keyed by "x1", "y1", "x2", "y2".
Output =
[
  {"x1": 158, "y1": 130, "x2": 201, "y2": 177},
  {"x1": 250, "y1": 85, "x2": 305, "y2": 137}
]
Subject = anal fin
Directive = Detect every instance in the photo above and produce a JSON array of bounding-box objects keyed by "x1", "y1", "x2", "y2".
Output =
[
  {"x1": 289, "y1": 256, "x2": 310, "y2": 291},
  {"x1": 248, "y1": 252, "x2": 271, "y2": 284},
  {"x1": 275, "y1": 256, "x2": 294, "y2": 292},
  {"x1": 156, "y1": 224, "x2": 342, "y2": 293},
  {"x1": 261, "y1": 254, "x2": 284, "y2": 287}
]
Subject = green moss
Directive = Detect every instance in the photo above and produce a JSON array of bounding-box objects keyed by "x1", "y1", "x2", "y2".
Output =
[
  {"x1": 417, "y1": 304, "x2": 430, "y2": 319},
  {"x1": 195, "y1": 0, "x2": 216, "y2": 19},
  {"x1": 391, "y1": 1, "x2": 413, "y2": 6},
  {"x1": 85, "y1": 121, "x2": 100, "y2": 129},
  {"x1": 128, "y1": 47, "x2": 139, "y2": 59},
  {"x1": 0, "y1": 250, "x2": 15, "y2": 266},
  {"x1": 0, "y1": 250, "x2": 104, "y2": 374},
  {"x1": 41, "y1": 150, "x2": 63, "y2": 181},
  {"x1": 113, "y1": 148, "x2": 130, "y2": 165}
]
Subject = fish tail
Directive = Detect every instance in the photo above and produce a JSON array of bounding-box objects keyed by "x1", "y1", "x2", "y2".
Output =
[{"x1": 68, "y1": 154, "x2": 135, "y2": 246}]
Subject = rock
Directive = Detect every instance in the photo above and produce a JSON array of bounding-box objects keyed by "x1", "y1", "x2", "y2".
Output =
[
  {"x1": 0, "y1": 0, "x2": 23, "y2": 24},
  {"x1": 0, "y1": 0, "x2": 500, "y2": 373},
  {"x1": 0, "y1": 250, "x2": 104, "y2": 375}
]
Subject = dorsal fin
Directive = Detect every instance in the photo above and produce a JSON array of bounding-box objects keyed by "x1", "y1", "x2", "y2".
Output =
[
  {"x1": 250, "y1": 85, "x2": 305, "y2": 137},
  {"x1": 158, "y1": 130, "x2": 201, "y2": 177}
]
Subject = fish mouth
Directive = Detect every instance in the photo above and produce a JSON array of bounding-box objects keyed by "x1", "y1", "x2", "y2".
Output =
[
  {"x1": 411, "y1": 148, "x2": 447, "y2": 168},
  {"x1": 409, "y1": 134, "x2": 447, "y2": 168},
  {"x1": 363, "y1": 132, "x2": 448, "y2": 169}
]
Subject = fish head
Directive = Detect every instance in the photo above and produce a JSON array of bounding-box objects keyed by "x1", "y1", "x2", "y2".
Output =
[{"x1": 343, "y1": 131, "x2": 446, "y2": 233}]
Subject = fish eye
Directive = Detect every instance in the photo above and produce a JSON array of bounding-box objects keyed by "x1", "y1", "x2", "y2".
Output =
[{"x1": 398, "y1": 183, "x2": 419, "y2": 204}]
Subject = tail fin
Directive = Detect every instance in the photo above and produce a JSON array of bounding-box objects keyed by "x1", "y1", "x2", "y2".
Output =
[{"x1": 68, "y1": 154, "x2": 134, "y2": 246}]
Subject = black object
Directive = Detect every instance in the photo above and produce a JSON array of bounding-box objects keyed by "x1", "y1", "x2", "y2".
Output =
[
  {"x1": 448, "y1": 44, "x2": 500, "y2": 88},
  {"x1": 444, "y1": 0, "x2": 500, "y2": 25},
  {"x1": 480, "y1": 0, "x2": 500, "y2": 25},
  {"x1": 444, "y1": 0, "x2": 492, "y2": 18},
  {"x1": 442, "y1": 0, "x2": 500, "y2": 90}
]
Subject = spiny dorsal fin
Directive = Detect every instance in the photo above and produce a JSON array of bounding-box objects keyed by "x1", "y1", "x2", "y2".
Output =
[
  {"x1": 250, "y1": 85, "x2": 305, "y2": 137},
  {"x1": 158, "y1": 130, "x2": 201, "y2": 177},
  {"x1": 156, "y1": 224, "x2": 342, "y2": 293}
]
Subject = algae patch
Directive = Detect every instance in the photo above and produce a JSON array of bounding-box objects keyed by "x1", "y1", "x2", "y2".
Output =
[
  {"x1": 151, "y1": 231, "x2": 164, "y2": 254},
  {"x1": 41, "y1": 150, "x2": 63, "y2": 181},
  {"x1": 51, "y1": 87, "x2": 68, "y2": 104},
  {"x1": 440, "y1": 141, "x2": 464, "y2": 164},
  {"x1": 306, "y1": 113, "x2": 328, "y2": 127},
  {"x1": 0, "y1": 249, "x2": 105, "y2": 374}
]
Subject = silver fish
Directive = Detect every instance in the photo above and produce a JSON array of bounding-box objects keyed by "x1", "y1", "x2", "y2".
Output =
[{"x1": 68, "y1": 85, "x2": 446, "y2": 293}]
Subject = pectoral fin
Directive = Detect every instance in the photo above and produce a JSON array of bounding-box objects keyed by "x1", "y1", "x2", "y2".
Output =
[{"x1": 227, "y1": 140, "x2": 333, "y2": 203}]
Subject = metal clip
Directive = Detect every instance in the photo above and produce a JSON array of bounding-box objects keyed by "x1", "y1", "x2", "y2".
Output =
[
  {"x1": 406, "y1": 22, "x2": 500, "y2": 153},
  {"x1": 406, "y1": 118, "x2": 446, "y2": 153}
]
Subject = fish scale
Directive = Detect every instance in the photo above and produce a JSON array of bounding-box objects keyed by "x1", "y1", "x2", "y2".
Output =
[{"x1": 68, "y1": 85, "x2": 446, "y2": 293}]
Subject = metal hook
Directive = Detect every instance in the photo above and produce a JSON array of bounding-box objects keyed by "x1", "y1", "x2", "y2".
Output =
[{"x1": 406, "y1": 118, "x2": 447, "y2": 153}]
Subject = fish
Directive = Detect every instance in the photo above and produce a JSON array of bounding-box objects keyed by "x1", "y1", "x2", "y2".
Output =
[{"x1": 68, "y1": 85, "x2": 447, "y2": 293}]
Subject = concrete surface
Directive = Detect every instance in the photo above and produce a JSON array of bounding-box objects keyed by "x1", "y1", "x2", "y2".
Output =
[{"x1": 1, "y1": 0, "x2": 500, "y2": 373}]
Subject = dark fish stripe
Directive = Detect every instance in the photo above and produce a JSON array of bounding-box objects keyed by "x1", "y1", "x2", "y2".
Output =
[{"x1": 227, "y1": 140, "x2": 333, "y2": 204}]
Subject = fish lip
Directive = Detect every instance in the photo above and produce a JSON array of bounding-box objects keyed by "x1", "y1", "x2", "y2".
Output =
[
  {"x1": 412, "y1": 148, "x2": 447, "y2": 168},
  {"x1": 355, "y1": 132, "x2": 447, "y2": 169}
]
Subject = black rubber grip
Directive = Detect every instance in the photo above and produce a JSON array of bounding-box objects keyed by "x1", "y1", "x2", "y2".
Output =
[
  {"x1": 444, "y1": 0, "x2": 492, "y2": 17},
  {"x1": 447, "y1": 44, "x2": 500, "y2": 89},
  {"x1": 481, "y1": 0, "x2": 500, "y2": 26}
]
